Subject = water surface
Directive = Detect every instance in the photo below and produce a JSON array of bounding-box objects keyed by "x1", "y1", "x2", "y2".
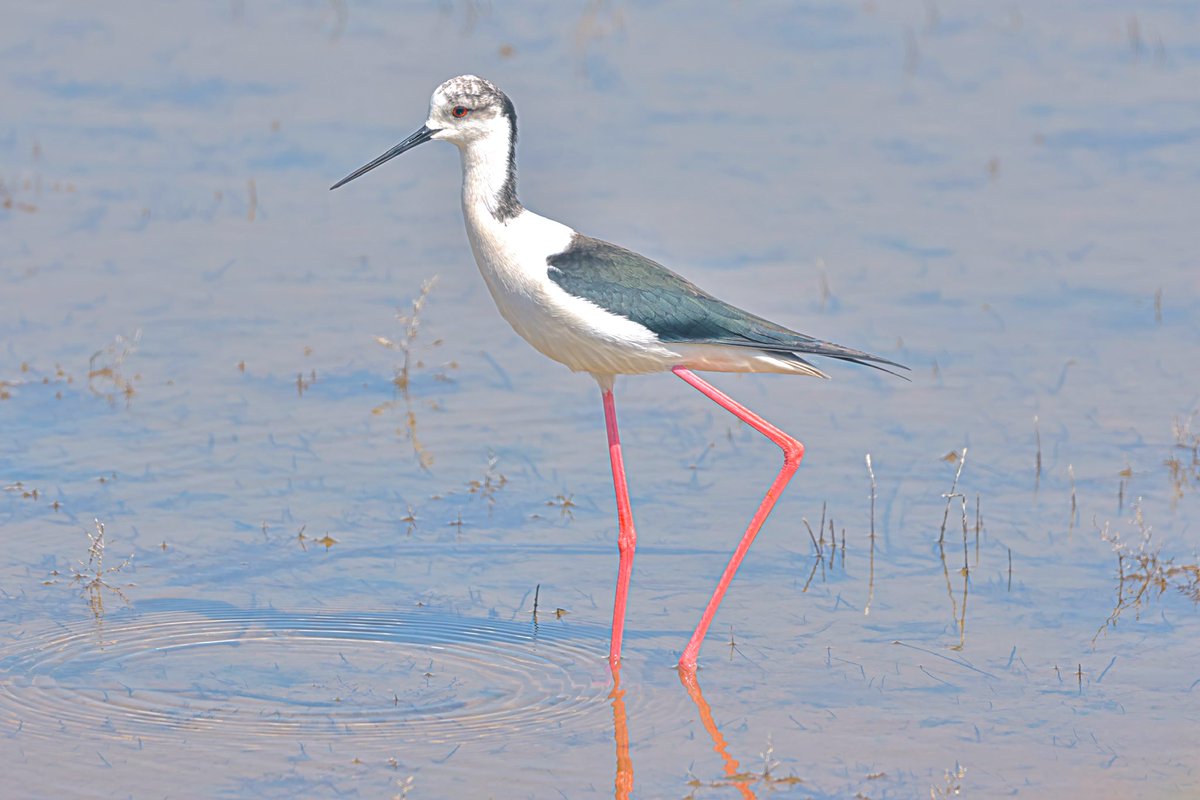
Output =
[{"x1": 3, "y1": 2, "x2": 1199, "y2": 797}]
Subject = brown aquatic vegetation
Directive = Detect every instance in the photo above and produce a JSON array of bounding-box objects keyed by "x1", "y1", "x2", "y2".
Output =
[
  {"x1": 0, "y1": 360, "x2": 73, "y2": 400},
  {"x1": 464, "y1": 450, "x2": 508, "y2": 511},
  {"x1": 373, "y1": 277, "x2": 442, "y2": 469},
  {"x1": 88, "y1": 330, "x2": 141, "y2": 406},
  {"x1": 544, "y1": 492, "x2": 576, "y2": 520},
  {"x1": 1094, "y1": 499, "x2": 1200, "y2": 643},
  {"x1": 400, "y1": 505, "x2": 418, "y2": 535},
  {"x1": 295, "y1": 368, "x2": 317, "y2": 396},
  {"x1": 4, "y1": 480, "x2": 40, "y2": 501},
  {"x1": 1165, "y1": 412, "x2": 1199, "y2": 508},
  {"x1": 45, "y1": 519, "x2": 134, "y2": 620}
]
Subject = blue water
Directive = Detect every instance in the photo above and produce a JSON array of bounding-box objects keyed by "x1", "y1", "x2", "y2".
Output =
[{"x1": 3, "y1": 2, "x2": 1198, "y2": 797}]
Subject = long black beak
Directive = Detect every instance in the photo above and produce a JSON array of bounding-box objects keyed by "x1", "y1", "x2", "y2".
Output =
[{"x1": 329, "y1": 125, "x2": 438, "y2": 190}]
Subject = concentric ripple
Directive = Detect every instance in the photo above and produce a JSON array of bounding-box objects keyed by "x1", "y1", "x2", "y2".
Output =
[{"x1": 0, "y1": 602, "x2": 612, "y2": 744}]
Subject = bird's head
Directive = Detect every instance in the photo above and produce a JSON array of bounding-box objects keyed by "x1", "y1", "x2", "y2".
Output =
[
  {"x1": 331, "y1": 74, "x2": 515, "y2": 190},
  {"x1": 427, "y1": 75, "x2": 515, "y2": 147}
]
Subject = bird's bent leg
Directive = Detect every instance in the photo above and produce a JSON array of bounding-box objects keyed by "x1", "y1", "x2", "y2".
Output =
[
  {"x1": 672, "y1": 366, "x2": 805, "y2": 670},
  {"x1": 602, "y1": 386, "x2": 637, "y2": 664}
]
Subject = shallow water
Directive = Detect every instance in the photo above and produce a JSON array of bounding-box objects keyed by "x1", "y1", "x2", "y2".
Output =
[{"x1": 3, "y1": 2, "x2": 1199, "y2": 797}]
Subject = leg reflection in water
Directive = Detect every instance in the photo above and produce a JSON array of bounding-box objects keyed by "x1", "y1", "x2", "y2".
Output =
[
  {"x1": 608, "y1": 665, "x2": 805, "y2": 797},
  {"x1": 679, "y1": 668, "x2": 757, "y2": 800},
  {"x1": 609, "y1": 661, "x2": 633, "y2": 800}
]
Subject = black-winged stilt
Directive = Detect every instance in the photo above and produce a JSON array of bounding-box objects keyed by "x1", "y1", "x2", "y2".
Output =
[{"x1": 332, "y1": 75, "x2": 905, "y2": 670}]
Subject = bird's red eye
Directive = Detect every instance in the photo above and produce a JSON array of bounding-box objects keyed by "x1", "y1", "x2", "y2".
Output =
[{"x1": 452, "y1": 106, "x2": 470, "y2": 118}]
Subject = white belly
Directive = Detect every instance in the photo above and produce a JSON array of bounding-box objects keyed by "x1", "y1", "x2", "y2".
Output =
[{"x1": 462, "y1": 208, "x2": 681, "y2": 376}]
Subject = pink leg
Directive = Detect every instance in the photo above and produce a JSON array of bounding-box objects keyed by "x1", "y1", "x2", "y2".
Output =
[
  {"x1": 602, "y1": 386, "x2": 637, "y2": 664},
  {"x1": 672, "y1": 366, "x2": 805, "y2": 670}
]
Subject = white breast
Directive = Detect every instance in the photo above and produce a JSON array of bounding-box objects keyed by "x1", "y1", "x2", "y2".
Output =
[{"x1": 461, "y1": 206, "x2": 681, "y2": 376}]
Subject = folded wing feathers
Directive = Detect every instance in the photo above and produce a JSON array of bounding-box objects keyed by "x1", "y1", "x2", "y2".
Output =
[{"x1": 547, "y1": 235, "x2": 909, "y2": 379}]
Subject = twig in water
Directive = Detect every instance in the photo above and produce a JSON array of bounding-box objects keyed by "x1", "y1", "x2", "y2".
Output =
[
  {"x1": 1068, "y1": 464, "x2": 1077, "y2": 532},
  {"x1": 818, "y1": 501, "x2": 826, "y2": 549},
  {"x1": 865, "y1": 454, "x2": 876, "y2": 616},
  {"x1": 801, "y1": 516, "x2": 824, "y2": 593},
  {"x1": 1034, "y1": 415, "x2": 1042, "y2": 493},
  {"x1": 954, "y1": 494, "x2": 970, "y2": 650},
  {"x1": 828, "y1": 517, "x2": 837, "y2": 572},
  {"x1": 974, "y1": 493, "x2": 981, "y2": 566},
  {"x1": 938, "y1": 530, "x2": 958, "y2": 645}
]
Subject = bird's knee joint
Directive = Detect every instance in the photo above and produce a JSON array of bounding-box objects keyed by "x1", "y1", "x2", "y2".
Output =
[{"x1": 782, "y1": 439, "x2": 805, "y2": 465}]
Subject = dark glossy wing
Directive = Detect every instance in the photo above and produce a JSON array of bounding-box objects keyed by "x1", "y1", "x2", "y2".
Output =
[{"x1": 546, "y1": 234, "x2": 908, "y2": 376}]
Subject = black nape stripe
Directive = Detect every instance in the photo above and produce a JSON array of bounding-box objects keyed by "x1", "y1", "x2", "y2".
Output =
[{"x1": 494, "y1": 92, "x2": 522, "y2": 222}]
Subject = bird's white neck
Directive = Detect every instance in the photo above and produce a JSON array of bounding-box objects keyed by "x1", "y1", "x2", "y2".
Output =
[{"x1": 457, "y1": 123, "x2": 522, "y2": 224}]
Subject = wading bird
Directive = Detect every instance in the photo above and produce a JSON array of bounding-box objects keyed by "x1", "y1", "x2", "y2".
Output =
[{"x1": 332, "y1": 75, "x2": 904, "y2": 670}]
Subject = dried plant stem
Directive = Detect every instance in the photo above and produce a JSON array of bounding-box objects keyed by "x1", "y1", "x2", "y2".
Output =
[
  {"x1": 374, "y1": 277, "x2": 440, "y2": 469},
  {"x1": 1034, "y1": 415, "x2": 1042, "y2": 493},
  {"x1": 865, "y1": 454, "x2": 876, "y2": 616},
  {"x1": 974, "y1": 493, "x2": 981, "y2": 566},
  {"x1": 1068, "y1": 464, "x2": 1078, "y2": 532},
  {"x1": 939, "y1": 447, "x2": 967, "y2": 544},
  {"x1": 955, "y1": 494, "x2": 970, "y2": 650}
]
